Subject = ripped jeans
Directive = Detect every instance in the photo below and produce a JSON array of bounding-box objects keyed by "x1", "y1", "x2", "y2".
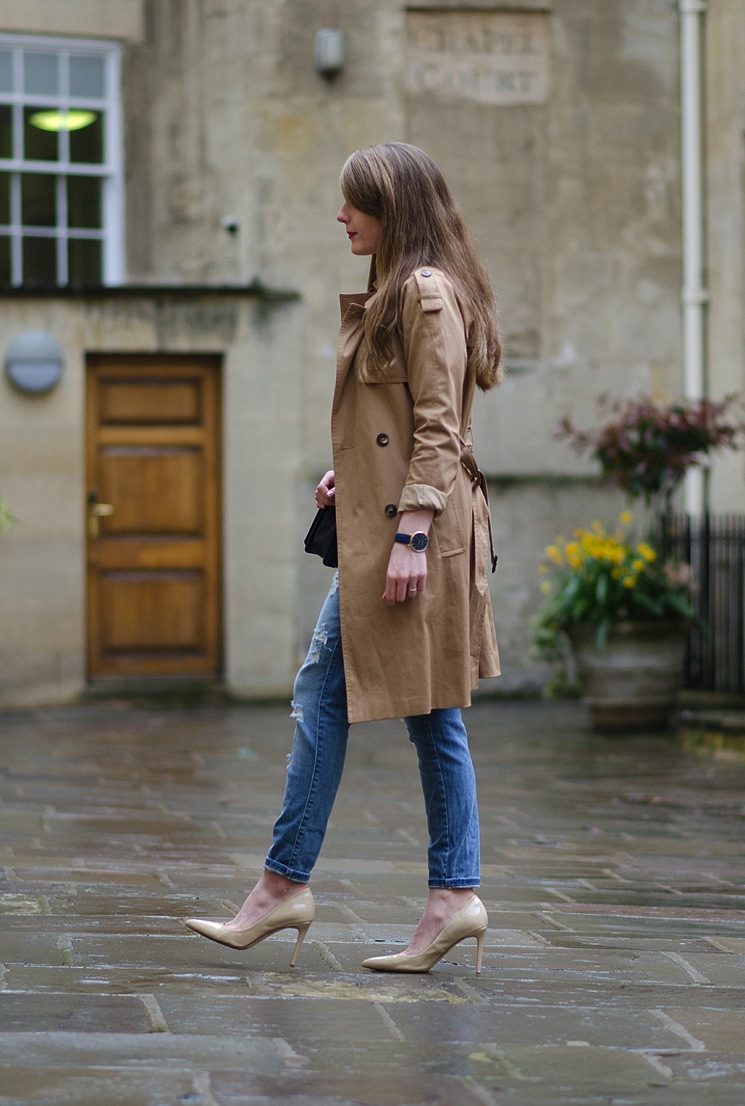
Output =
[{"x1": 265, "y1": 573, "x2": 481, "y2": 888}]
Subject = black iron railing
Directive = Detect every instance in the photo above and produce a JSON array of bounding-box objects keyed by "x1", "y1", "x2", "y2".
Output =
[{"x1": 655, "y1": 514, "x2": 745, "y2": 694}]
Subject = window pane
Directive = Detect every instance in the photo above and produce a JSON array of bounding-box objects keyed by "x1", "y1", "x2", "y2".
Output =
[
  {"x1": 67, "y1": 175, "x2": 101, "y2": 229},
  {"x1": 69, "y1": 55, "x2": 105, "y2": 99},
  {"x1": 0, "y1": 171, "x2": 9, "y2": 224},
  {"x1": 24, "y1": 106, "x2": 58, "y2": 161},
  {"x1": 23, "y1": 52, "x2": 58, "y2": 96},
  {"x1": 0, "y1": 50, "x2": 12, "y2": 92},
  {"x1": 21, "y1": 173, "x2": 56, "y2": 226},
  {"x1": 68, "y1": 237, "x2": 101, "y2": 285},
  {"x1": 70, "y1": 111, "x2": 103, "y2": 164},
  {"x1": 22, "y1": 234, "x2": 56, "y2": 285},
  {"x1": 0, "y1": 104, "x2": 11, "y2": 158},
  {"x1": 0, "y1": 235, "x2": 9, "y2": 284}
]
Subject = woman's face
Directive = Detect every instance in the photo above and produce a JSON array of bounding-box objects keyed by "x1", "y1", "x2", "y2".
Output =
[{"x1": 336, "y1": 200, "x2": 382, "y2": 256}]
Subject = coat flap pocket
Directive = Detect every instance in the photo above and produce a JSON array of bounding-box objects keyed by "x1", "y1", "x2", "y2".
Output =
[{"x1": 363, "y1": 361, "x2": 408, "y2": 385}]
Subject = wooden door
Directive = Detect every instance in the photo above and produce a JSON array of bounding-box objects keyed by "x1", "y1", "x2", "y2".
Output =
[{"x1": 86, "y1": 355, "x2": 222, "y2": 680}]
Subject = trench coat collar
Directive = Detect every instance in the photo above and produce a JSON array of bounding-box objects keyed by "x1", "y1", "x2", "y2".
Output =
[
  {"x1": 333, "y1": 289, "x2": 376, "y2": 416},
  {"x1": 338, "y1": 288, "x2": 375, "y2": 320}
]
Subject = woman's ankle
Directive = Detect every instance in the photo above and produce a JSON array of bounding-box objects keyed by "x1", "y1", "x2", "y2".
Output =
[
  {"x1": 259, "y1": 870, "x2": 308, "y2": 898},
  {"x1": 427, "y1": 887, "x2": 476, "y2": 907}
]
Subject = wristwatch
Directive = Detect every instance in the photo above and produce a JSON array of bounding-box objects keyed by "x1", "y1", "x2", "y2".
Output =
[{"x1": 394, "y1": 531, "x2": 429, "y2": 552}]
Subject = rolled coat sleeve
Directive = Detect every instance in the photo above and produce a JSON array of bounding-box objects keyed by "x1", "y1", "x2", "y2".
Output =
[{"x1": 397, "y1": 270, "x2": 469, "y2": 516}]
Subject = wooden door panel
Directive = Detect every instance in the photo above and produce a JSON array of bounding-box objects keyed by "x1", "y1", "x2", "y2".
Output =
[
  {"x1": 99, "y1": 378, "x2": 203, "y2": 424},
  {"x1": 100, "y1": 573, "x2": 205, "y2": 651},
  {"x1": 99, "y1": 447, "x2": 204, "y2": 533},
  {"x1": 86, "y1": 356, "x2": 221, "y2": 680}
]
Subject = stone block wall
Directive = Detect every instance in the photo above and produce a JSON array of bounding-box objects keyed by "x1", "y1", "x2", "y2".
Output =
[{"x1": 0, "y1": 0, "x2": 743, "y2": 706}]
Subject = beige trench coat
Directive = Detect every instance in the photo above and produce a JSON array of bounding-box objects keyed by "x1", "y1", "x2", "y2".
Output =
[{"x1": 331, "y1": 265, "x2": 500, "y2": 724}]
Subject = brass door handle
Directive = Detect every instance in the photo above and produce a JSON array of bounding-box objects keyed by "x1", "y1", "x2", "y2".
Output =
[{"x1": 88, "y1": 501, "x2": 114, "y2": 539}]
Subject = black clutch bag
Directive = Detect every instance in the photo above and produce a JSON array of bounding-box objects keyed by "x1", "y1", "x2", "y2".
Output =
[{"x1": 304, "y1": 507, "x2": 338, "y2": 568}]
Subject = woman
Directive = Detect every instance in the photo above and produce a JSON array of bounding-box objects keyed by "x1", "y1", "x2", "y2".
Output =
[{"x1": 186, "y1": 142, "x2": 501, "y2": 974}]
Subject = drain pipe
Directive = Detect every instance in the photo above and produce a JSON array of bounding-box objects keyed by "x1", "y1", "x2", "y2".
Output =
[{"x1": 679, "y1": 0, "x2": 709, "y2": 515}]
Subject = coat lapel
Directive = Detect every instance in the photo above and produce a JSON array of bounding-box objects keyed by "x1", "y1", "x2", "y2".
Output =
[{"x1": 333, "y1": 291, "x2": 374, "y2": 417}]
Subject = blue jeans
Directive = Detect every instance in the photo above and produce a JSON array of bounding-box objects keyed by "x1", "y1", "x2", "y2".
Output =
[{"x1": 265, "y1": 574, "x2": 481, "y2": 888}]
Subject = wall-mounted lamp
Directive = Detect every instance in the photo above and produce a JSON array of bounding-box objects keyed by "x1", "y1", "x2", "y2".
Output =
[
  {"x1": 314, "y1": 28, "x2": 346, "y2": 79},
  {"x1": 5, "y1": 332, "x2": 65, "y2": 394}
]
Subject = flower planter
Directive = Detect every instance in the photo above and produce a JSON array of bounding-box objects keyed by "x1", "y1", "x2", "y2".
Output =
[{"x1": 568, "y1": 621, "x2": 687, "y2": 733}]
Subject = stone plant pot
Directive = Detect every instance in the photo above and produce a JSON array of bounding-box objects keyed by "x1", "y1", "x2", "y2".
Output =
[{"x1": 567, "y1": 620, "x2": 687, "y2": 734}]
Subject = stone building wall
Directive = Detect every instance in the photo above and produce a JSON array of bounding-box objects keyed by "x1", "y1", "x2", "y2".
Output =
[{"x1": 0, "y1": 0, "x2": 742, "y2": 706}]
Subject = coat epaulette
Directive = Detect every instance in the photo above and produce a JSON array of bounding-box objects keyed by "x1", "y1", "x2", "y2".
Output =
[{"x1": 413, "y1": 267, "x2": 444, "y2": 313}]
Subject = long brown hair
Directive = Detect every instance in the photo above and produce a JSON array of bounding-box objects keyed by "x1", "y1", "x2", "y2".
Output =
[{"x1": 340, "y1": 143, "x2": 501, "y2": 391}]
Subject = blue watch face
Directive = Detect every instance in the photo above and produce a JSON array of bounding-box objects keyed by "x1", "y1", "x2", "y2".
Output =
[{"x1": 410, "y1": 532, "x2": 429, "y2": 552}]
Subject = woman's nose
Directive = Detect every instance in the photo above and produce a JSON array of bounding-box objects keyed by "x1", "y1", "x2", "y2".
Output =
[{"x1": 336, "y1": 206, "x2": 348, "y2": 224}]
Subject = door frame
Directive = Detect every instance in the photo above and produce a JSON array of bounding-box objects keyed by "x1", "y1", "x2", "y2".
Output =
[{"x1": 84, "y1": 352, "x2": 224, "y2": 686}]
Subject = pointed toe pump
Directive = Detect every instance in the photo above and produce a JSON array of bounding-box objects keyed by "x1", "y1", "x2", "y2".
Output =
[
  {"x1": 362, "y1": 894, "x2": 488, "y2": 975},
  {"x1": 184, "y1": 886, "x2": 315, "y2": 968}
]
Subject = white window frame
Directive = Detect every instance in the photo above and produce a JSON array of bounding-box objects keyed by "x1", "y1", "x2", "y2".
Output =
[{"x1": 0, "y1": 33, "x2": 124, "y2": 287}]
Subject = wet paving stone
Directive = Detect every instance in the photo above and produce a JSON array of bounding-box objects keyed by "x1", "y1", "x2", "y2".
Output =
[
  {"x1": 1, "y1": 698, "x2": 744, "y2": 1105},
  {"x1": 0, "y1": 993, "x2": 155, "y2": 1033},
  {"x1": 0, "y1": 1066, "x2": 200, "y2": 1106}
]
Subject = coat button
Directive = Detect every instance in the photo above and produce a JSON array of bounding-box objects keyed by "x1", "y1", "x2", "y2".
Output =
[
  {"x1": 421, "y1": 269, "x2": 432, "y2": 277},
  {"x1": 384, "y1": 504, "x2": 397, "y2": 518},
  {"x1": 376, "y1": 433, "x2": 389, "y2": 446}
]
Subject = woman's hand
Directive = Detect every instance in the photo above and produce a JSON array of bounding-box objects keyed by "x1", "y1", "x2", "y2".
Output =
[
  {"x1": 383, "y1": 509, "x2": 434, "y2": 606},
  {"x1": 315, "y1": 470, "x2": 336, "y2": 509}
]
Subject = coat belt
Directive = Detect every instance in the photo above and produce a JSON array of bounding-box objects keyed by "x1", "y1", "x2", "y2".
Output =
[{"x1": 460, "y1": 445, "x2": 498, "y2": 573}]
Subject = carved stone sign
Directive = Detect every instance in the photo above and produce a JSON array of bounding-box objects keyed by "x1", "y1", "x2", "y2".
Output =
[{"x1": 406, "y1": 11, "x2": 550, "y2": 106}]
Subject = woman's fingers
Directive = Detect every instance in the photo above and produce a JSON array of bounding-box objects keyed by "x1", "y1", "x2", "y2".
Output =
[
  {"x1": 384, "y1": 584, "x2": 420, "y2": 605},
  {"x1": 315, "y1": 470, "x2": 336, "y2": 508},
  {"x1": 383, "y1": 546, "x2": 427, "y2": 605}
]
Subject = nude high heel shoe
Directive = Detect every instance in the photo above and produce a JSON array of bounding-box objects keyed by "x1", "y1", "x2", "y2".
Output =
[
  {"x1": 362, "y1": 894, "x2": 488, "y2": 975},
  {"x1": 184, "y1": 886, "x2": 315, "y2": 968}
]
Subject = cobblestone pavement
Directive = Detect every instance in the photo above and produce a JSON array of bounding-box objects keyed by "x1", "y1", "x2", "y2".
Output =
[{"x1": 0, "y1": 698, "x2": 744, "y2": 1106}]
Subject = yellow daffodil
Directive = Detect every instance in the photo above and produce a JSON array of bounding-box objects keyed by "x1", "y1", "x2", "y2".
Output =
[{"x1": 535, "y1": 512, "x2": 695, "y2": 661}]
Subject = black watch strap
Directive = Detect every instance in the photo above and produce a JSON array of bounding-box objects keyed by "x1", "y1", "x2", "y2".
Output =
[{"x1": 394, "y1": 531, "x2": 429, "y2": 552}]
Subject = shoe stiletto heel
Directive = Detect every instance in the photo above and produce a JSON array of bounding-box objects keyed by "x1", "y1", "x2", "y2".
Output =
[
  {"x1": 362, "y1": 894, "x2": 488, "y2": 976},
  {"x1": 474, "y1": 926, "x2": 486, "y2": 976},
  {"x1": 289, "y1": 919, "x2": 312, "y2": 968},
  {"x1": 184, "y1": 886, "x2": 315, "y2": 968}
]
